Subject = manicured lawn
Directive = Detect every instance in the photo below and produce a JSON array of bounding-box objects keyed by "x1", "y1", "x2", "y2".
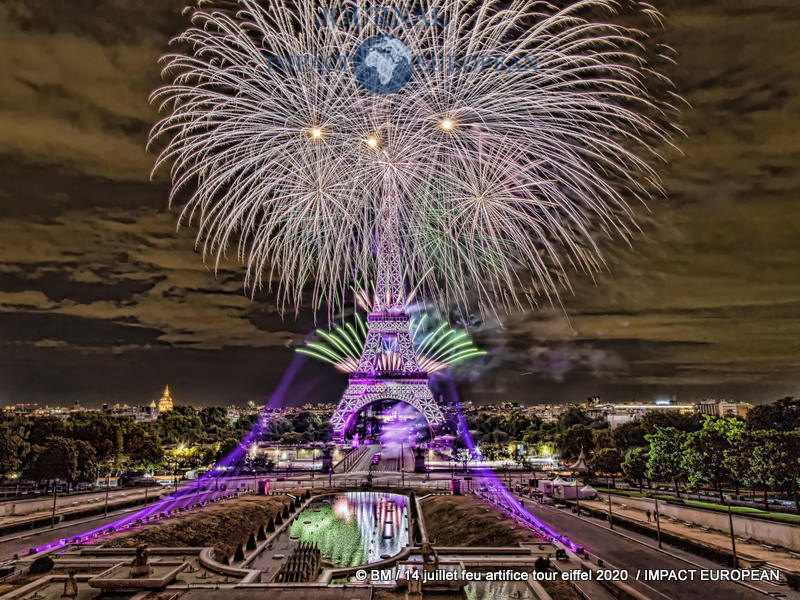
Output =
[
  {"x1": 595, "y1": 487, "x2": 645, "y2": 498},
  {"x1": 683, "y1": 500, "x2": 800, "y2": 524},
  {"x1": 597, "y1": 488, "x2": 800, "y2": 524}
]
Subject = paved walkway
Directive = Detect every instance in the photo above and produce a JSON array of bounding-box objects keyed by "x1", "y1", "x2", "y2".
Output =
[
  {"x1": 0, "y1": 488, "x2": 166, "y2": 530},
  {"x1": 583, "y1": 495, "x2": 800, "y2": 572}
]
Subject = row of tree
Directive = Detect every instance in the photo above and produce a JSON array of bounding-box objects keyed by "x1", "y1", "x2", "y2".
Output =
[
  {"x1": 462, "y1": 398, "x2": 800, "y2": 511},
  {"x1": 0, "y1": 406, "x2": 332, "y2": 485}
]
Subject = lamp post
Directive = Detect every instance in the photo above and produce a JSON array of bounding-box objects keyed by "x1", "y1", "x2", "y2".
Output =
[
  {"x1": 51, "y1": 480, "x2": 58, "y2": 528},
  {"x1": 607, "y1": 492, "x2": 613, "y2": 529},
  {"x1": 654, "y1": 495, "x2": 662, "y2": 549},
  {"x1": 727, "y1": 502, "x2": 739, "y2": 569},
  {"x1": 104, "y1": 473, "x2": 110, "y2": 516}
]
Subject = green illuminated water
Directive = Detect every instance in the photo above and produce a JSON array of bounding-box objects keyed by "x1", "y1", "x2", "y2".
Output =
[{"x1": 288, "y1": 492, "x2": 409, "y2": 567}]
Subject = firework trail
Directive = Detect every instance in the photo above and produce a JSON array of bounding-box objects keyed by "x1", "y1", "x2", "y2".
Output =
[
  {"x1": 151, "y1": 0, "x2": 679, "y2": 317},
  {"x1": 297, "y1": 311, "x2": 486, "y2": 373}
]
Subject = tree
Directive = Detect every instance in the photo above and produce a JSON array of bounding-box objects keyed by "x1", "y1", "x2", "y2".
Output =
[
  {"x1": 199, "y1": 406, "x2": 231, "y2": 442},
  {"x1": 592, "y1": 428, "x2": 614, "y2": 452},
  {"x1": 158, "y1": 405, "x2": 202, "y2": 444},
  {"x1": 280, "y1": 431, "x2": 303, "y2": 445},
  {"x1": 505, "y1": 411, "x2": 536, "y2": 440},
  {"x1": 522, "y1": 425, "x2": 545, "y2": 447},
  {"x1": 455, "y1": 448, "x2": 474, "y2": 471},
  {"x1": 622, "y1": 447, "x2": 648, "y2": 490},
  {"x1": 612, "y1": 421, "x2": 646, "y2": 450},
  {"x1": 74, "y1": 440, "x2": 98, "y2": 483},
  {"x1": 722, "y1": 423, "x2": 751, "y2": 498},
  {"x1": 291, "y1": 411, "x2": 322, "y2": 434},
  {"x1": 590, "y1": 448, "x2": 622, "y2": 486},
  {"x1": 264, "y1": 417, "x2": 293, "y2": 442},
  {"x1": 0, "y1": 423, "x2": 29, "y2": 479},
  {"x1": 747, "y1": 397, "x2": 800, "y2": 432},
  {"x1": 557, "y1": 407, "x2": 591, "y2": 432},
  {"x1": 25, "y1": 437, "x2": 79, "y2": 484},
  {"x1": 681, "y1": 416, "x2": 744, "y2": 501},
  {"x1": 26, "y1": 416, "x2": 65, "y2": 446},
  {"x1": 123, "y1": 423, "x2": 164, "y2": 472},
  {"x1": 66, "y1": 412, "x2": 122, "y2": 467},
  {"x1": 645, "y1": 427, "x2": 686, "y2": 497},
  {"x1": 640, "y1": 411, "x2": 702, "y2": 435},
  {"x1": 749, "y1": 430, "x2": 800, "y2": 513},
  {"x1": 234, "y1": 413, "x2": 259, "y2": 438},
  {"x1": 479, "y1": 444, "x2": 510, "y2": 462},
  {"x1": 555, "y1": 424, "x2": 593, "y2": 461},
  {"x1": 488, "y1": 429, "x2": 509, "y2": 444},
  {"x1": 204, "y1": 436, "x2": 240, "y2": 465}
]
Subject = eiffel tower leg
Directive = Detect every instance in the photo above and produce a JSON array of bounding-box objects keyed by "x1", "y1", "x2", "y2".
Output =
[{"x1": 331, "y1": 383, "x2": 367, "y2": 444}]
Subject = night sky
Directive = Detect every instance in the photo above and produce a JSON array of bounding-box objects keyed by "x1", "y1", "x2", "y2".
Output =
[{"x1": 1, "y1": 1, "x2": 798, "y2": 408}]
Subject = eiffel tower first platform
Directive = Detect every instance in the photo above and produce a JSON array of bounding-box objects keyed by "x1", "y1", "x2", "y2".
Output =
[{"x1": 329, "y1": 207, "x2": 445, "y2": 444}]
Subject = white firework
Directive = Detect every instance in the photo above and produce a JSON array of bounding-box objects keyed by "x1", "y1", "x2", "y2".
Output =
[{"x1": 150, "y1": 0, "x2": 679, "y2": 317}]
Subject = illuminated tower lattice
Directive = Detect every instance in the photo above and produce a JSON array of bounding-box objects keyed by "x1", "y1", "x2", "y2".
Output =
[{"x1": 330, "y1": 205, "x2": 444, "y2": 444}]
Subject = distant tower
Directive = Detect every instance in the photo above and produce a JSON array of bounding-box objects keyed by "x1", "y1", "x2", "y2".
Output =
[{"x1": 157, "y1": 385, "x2": 174, "y2": 413}]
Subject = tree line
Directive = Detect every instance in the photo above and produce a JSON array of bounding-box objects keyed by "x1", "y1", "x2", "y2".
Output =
[
  {"x1": 462, "y1": 398, "x2": 800, "y2": 512},
  {"x1": 0, "y1": 406, "x2": 332, "y2": 486}
]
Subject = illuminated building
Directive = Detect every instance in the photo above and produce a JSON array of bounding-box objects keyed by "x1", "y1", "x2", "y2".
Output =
[{"x1": 157, "y1": 385, "x2": 174, "y2": 413}]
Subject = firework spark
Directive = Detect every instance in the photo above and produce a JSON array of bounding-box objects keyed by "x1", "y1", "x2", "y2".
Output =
[
  {"x1": 297, "y1": 312, "x2": 486, "y2": 373},
  {"x1": 151, "y1": 0, "x2": 679, "y2": 316}
]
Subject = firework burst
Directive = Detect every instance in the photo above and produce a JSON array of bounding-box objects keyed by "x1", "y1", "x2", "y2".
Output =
[
  {"x1": 298, "y1": 312, "x2": 486, "y2": 373},
  {"x1": 151, "y1": 0, "x2": 679, "y2": 316}
]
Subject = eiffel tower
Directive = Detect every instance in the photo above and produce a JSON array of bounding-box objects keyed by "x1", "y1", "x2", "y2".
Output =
[{"x1": 330, "y1": 205, "x2": 445, "y2": 444}]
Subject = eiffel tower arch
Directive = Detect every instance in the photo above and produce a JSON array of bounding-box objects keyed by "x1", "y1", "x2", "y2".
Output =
[{"x1": 330, "y1": 197, "x2": 444, "y2": 444}]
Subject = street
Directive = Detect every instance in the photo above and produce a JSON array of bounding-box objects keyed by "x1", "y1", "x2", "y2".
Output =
[{"x1": 519, "y1": 497, "x2": 793, "y2": 600}]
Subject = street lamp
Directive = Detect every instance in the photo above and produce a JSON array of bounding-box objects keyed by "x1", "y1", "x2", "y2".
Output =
[
  {"x1": 51, "y1": 480, "x2": 58, "y2": 528},
  {"x1": 727, "y1": 501, "x2": 739, "y2": 569},
  {"x1": 654, "y1": 495, "x2": 662, "y2": 549},
  {"x1": 104, "y1": 472, "x2": 111, "y2": 516}
]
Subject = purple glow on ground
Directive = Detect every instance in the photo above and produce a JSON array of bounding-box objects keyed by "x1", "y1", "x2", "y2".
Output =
[
  {"x1": 33, "y1": 358, "x2": 578, "y2": 556},
  {"x1": 33, "y1": 356, "x2": 306, "y2": 554},
  {"x1": 443, "y1": 378, "x2": 579, "y2": 552}
]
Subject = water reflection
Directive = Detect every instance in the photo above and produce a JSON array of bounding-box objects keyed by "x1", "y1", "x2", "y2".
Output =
[{"x1": 289, "y1": 492, "x2": 409, "y2": 567}]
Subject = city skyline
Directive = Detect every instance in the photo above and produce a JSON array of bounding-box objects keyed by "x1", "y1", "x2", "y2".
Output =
[{"x1": 1, "y1": 0, "x2": 799, "y2": 407}]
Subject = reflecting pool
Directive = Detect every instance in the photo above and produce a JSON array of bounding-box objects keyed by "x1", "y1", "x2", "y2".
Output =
[{"x1": 288, "y1": 491, "x2": 409, "y2": 567}]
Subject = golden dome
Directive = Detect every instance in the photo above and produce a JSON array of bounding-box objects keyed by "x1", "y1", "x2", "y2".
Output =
[{"x1": 157, "y1": 385, "x2": 174, "y2": 413}]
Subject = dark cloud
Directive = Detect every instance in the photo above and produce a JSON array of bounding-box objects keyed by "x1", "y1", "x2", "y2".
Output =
[
  {"x1": 0, "y1": 0, "x2": 798, "y2": 407},
  {"x1": 0, "y1": 312, "x2": 164, "y2": 347}
]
